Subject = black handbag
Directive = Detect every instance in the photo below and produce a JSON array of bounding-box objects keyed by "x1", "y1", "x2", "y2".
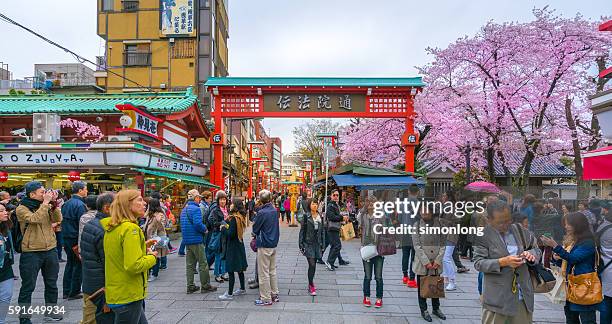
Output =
[{"x1": 513, "y1": 224, "x2": 556, "y2": 293}]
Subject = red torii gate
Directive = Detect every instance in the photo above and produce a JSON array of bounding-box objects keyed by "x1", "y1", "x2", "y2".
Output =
[{"x1": 204, "y1": 77, "x2": 424, "y2": 191}]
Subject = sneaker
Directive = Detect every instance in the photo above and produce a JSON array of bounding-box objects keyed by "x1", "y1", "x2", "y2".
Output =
[
  {"x1": 218, "y1": 291, "x2": 234, "y2": 300},
  {"x1": 248, "y1": 282, "x2": 259, "y2": 289},
  {"x1": 374, "y1": 299, "x2": 382, "y2": 308},
  {"x1": 222, "y1": 273, "x2": 229, "y2": 281},
  {"x1": 445, "y1": 282, "x2": 457, "y2": 291},
  {"x1": 187, "y1": 285, "x2": 200, "y2": 294},
  {"x1": 215, "y1": 276, "x2": 224, "y2": 283},
  {"x1": 67, "y1": 293, "x2": 83, "y2": 300},
  {"x1": 178, "y1": 253, "x2": 186, "y2": 257},
  {"x1": 248, "y1": 278, "x2": 257, "y2": 285},
  {"x1": 201, "y1": 284, "x2": 218, "y2": 293},
  {"x1": 324, "y1": 261, "x2": 334, "y2": 271},
  {"x1": 457, "y1": 267, "x2": 470, "y2": 273},
  {"x1": 148, "y1": 275, "x2": 157, "y2": 282},
  {"x1": 432, "y1": 308, "x2": 447, "y2": 320},
  {"x1": 271, "y1": 294, "x2": 280, "y2": 303},
  {"x1": 233, "y1": 289, "x2": 246, "y2": 296},
  {"x1": 254, "y1": 299, "x2": 273, "y2": 306},
  {"x1": 168, "y1": 247, "x2": 178, "y2": 254},
  {"x1": 339, "y1": 260, "x2": 350, "y2": 265},
  {"x1": 308, "y1": 284, "x2": 317, "y2": 296},
  {"x1": 43, "y1": 313, "x2": 63, "y2": 322},
  {"x1": 363, "y1": 297, "x2": 371, "y2": 307},
  {"x1": 407, "y1": 279, "x2": 418, "y2": 288},
  {"x1": 402, "y1": 276, "x2": 408, "y2": 285}
]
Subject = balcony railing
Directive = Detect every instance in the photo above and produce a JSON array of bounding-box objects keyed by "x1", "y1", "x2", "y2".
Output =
[
  {"x1": 47, "y1": 77, "x2": 95, "y2": 87},
  {"x1": 124, "y1": 51, "x2": 151, "y2": 66},
  {"x1": 122, "y1": 0, "x2": 139, "y2": 11},
  {"x1": 0, "y1": 79, "x2": 33, "y2": 90}
]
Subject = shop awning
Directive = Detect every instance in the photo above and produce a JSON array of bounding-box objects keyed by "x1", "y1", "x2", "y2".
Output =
[
  {"x1": 133, "y1": 168, "x2": 219, "y2": 188},
  {"x1": 331, "y1": 174, "x2": 425, "y2": 190},
  {"x1": 583, "y1": 146, "x2": 612, "y2": 180}
]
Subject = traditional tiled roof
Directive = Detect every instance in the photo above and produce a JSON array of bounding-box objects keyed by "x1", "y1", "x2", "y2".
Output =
[
  {"x1": 493, "y1": 152, "x2": 575, "y2": 177},
  {"x1": 0, "y1": 88, "x2": 198, "y2": 115},
  {"x1": 205, "y1": 77, "x2": 425, "y2": 87}
]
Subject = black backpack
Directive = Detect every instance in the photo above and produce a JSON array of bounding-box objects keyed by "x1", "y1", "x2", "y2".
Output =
[{"x1": 9, "y1": 207, "x2": 26, "y2": 253}]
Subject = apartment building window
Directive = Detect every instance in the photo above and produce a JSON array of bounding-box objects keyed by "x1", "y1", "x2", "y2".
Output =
[
  {"x1": 171, "y1": 39, "x2": 196, "y2": 59},
  {"x1": 102, "y1": 0, "x2": 113, "y2": 11},
  {"x1": 124, "y1": 44, "x2": 151, "y2": 66},
  {"x1": 122, "y1": 0, "x2": 139, "y2": 11}
]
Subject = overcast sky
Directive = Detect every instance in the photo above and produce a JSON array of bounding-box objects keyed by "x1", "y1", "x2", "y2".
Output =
[{"x1": 1, "y1": 0, "x2": 607, "y2": 153}]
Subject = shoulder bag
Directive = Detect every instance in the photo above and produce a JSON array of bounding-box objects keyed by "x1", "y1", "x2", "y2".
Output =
[
  {"x1": 567, "y1": 249, "x2": 603, "y2": 305},
  {"x1": 419, "y1": 269, "x2": 445, "y2": 299},
  {"x1": 513, "y1": 224, "x2": 556, "y2": 293}
]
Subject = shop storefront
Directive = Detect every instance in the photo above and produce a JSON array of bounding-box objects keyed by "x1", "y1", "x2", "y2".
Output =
[{"x1": 0, "y1": 88, "x2": 215, "y2": 204}]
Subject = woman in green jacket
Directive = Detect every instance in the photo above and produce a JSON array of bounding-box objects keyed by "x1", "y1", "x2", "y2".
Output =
[{"x1": 101, "y1": 190, "x2": 157, "y2": 324}]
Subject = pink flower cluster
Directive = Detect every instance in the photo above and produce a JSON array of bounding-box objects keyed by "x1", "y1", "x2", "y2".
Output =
[{"x1": 59, "y1": 118, "x2": 105, "y2": 142}]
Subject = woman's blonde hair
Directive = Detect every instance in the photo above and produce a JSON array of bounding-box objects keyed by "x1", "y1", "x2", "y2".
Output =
[{"x1": 109, "y1": 190, "x2": 141, "y2": 228}]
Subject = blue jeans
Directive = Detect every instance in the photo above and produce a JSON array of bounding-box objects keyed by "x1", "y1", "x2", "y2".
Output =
[
  {"x1": 204, "y1": 232, "x2": 215, "y2": 267},
  {"x1": 151, "y1": 258, "x2": 161, "y2": 277},
  {"x1": 600, "y1": 295, "x2": 612, "y2": 324},
  {"x1": 0, "y1": 278, "x2": 14, "y2": 324},
  {"x1": 214, "y1": 251, "x2": 226, "y2": 277},
  {"x1": 62, "y1": 238, "x2": 82, "y2": 297},
  {"x1": 160, "y1": 256, "x2": 167, "y2": 269},
  {"x1": 363, "y1": 256, "x2": 384, "y2": 299},
  {"x1": 55, "y1": 231, "x2": 63, "y2": 260},
  {"x1": 179, "y1": 240, "x2": 186, "y2": 255}
]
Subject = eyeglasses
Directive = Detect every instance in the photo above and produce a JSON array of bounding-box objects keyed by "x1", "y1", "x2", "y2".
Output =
[{"x1": 332, "y1": 194, "x2": 339, "y2": 197}]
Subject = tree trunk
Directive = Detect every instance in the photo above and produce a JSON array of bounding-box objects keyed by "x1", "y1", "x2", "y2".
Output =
[
  {"x1": 485, "y1": 147, "x2": 495, "y2": 182},
  {"x1": 564, "y1": 98, "x2": 590, "y2": 200}
]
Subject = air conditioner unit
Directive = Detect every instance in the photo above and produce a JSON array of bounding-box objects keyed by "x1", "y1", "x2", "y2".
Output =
[
  {"x1": 160, "y1": 83, "x2": 166, "y2": 89},
  {"x1": 107, "y1": 135, "x2": 132, "y2": 142},
  {"x1": 33, "y1": 113, "x2": 60, "y2": 142}
]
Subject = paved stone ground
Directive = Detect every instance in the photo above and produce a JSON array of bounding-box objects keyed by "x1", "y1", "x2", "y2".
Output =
[{"x1": 8, "y1": 223, "x2": 566, "y2": 323}]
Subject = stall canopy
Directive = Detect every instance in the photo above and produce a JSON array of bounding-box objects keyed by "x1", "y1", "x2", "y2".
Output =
[
  {"x1": 332, "y1": 174, "x2": 425, "y2": 190},
  {"x1": 583, "y1": 146, "x2": 612, "y2": 180},
  {"x1": 133, "y1": 168, "x2": 219, "y2": 188}
]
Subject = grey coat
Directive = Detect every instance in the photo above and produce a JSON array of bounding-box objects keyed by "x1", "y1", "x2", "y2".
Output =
[
  {"x1": 411, "y1": 218, "x2": 446, "y2": 276},
  {"x1": 473, "y1": 224, "x2": 541, "y2": 317}
]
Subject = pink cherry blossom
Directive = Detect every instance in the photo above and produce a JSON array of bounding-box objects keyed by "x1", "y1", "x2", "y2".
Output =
[{"x1": 59, "y1": 118, "x2": 105, "y2": 142}]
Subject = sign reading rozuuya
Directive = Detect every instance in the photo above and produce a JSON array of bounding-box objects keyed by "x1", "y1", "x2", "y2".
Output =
[
  {"x1": 116, "y1": 103, "x2": 164, "y2": 141},
  {"x1": 263, "y1": 94, "x2": 366, "y2": 113}
]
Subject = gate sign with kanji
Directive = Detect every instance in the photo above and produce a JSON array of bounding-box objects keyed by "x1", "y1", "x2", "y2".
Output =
[{"x1": 116, "y1": 103, "x2": 163, "y2": 141}]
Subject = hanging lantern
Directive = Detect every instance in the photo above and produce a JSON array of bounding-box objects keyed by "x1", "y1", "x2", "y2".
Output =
[
  {"x1": 67, "y1": 171, "x2": 81, "y2": 182},
  {"x1": 0, "y1": 171, "x2": 8, "y2": 182},
  {"x1": 150, "y1": 183, "x2": 157, "y2": 191}
]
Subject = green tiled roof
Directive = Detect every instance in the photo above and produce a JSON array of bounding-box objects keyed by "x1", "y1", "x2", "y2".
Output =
[
  {"x1": 134, "y1": 168, "x2": 219, "y2": 188},
  {"x1": 0, "y1": 88, "x2": 198, "y2": 115},
  {"x1": 205, "y1": 77, "x2": 425, "y2": 87}
]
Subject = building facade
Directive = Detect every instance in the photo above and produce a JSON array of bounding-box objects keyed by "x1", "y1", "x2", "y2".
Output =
[{"x1": 95, "y1": 0, "x2": 229, "y2": 110}]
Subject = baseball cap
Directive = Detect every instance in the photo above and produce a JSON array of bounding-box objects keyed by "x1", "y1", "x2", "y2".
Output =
[{"x1": 187, "y1": 189, "x2": 202, "y2": 200}]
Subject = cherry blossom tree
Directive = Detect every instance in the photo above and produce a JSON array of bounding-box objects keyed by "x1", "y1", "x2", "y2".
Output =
[
  {"x1": 59, "y1": 118, "x2": 105, "y2": 142},
  {"x1": 341, "y1": 8, "x2": 610, "y2": 193}
]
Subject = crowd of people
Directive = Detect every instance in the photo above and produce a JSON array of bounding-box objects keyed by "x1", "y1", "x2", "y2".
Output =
[{"x1": 0, "y1": 181, "x2": 610, "y2": 323}]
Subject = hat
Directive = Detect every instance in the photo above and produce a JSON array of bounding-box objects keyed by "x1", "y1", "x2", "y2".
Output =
[
  {"x1": 24, "y1": 181, "x2": 43, "y2": 196},
  {"x1": 187, "y1": 189, "x2": 202, "y2": 200}
]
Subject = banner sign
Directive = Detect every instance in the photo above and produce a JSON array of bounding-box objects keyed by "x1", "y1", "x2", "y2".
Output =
[
  {"x1": 116, "y1": 103, "x2": 164, "y2": 141},
  {"x1": 160, "y1": 0, "x2": 195, "y2": 36},
  {"x1": 0, "y1": 152, "x2": 104, "y2": 166},
  {"x1": 264, "y1": 94, "x2": 366, "y2": 113}
]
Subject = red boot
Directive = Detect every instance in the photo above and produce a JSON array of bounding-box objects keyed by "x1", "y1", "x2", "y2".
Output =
[
  {"x1": 363, "y1": 297, "x2": 371, "y2": 307},
  {"x1": 402, "y1": 276, "x2": 408, "y2": 284}
]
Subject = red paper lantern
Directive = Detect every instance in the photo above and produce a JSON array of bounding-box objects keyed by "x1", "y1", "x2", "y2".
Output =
[
  {"x1": 0, "y1": 171, "x2": 8, "y2": 182},
  {"x1": 67, "y1": 171, "x2": 81, "y2": 182}
]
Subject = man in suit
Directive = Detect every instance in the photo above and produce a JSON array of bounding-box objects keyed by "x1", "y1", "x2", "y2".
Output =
[{"x1": 473, "y1": 200, "x2": 541, "y2": 324}]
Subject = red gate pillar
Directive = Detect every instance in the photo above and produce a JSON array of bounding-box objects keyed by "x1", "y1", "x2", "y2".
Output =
[
  {"x1": 404, "y1": 117, "x2": 415, "y2": 173},
  {"x1": 212, "y1": 96, "x2": 225, "y2": 190}
]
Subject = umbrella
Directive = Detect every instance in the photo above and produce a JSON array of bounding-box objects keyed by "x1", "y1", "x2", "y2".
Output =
[{"x1": 465, "y1": 181, "x2": 501, "y2": 194}]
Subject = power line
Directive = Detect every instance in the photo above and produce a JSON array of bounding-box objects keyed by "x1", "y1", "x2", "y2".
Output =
[{"x1": 0, "y1": 12, "x2": 154, "y2": 92}]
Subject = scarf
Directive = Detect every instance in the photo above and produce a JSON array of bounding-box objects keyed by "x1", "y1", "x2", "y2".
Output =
[
  {"x1": 20, "y1": 197, "x2": 42, "y2": 212},
  {"x1": 311, "y1": 212, "x2": 322, "y2": 230},
  {"x1": 231, "y1": 212, "x2": 247, "y2": 241}
]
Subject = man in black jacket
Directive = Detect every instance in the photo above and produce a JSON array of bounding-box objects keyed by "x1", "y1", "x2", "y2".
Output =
[
  {"x1": 325, "y1": 189, "x2": 348, "y2": 271},
  {"x1": 60, "y1": 181, "x2": 88, "y2": 300},
  {"x1": 80, "y1": 192, "x2": 115, "y2": 324}
]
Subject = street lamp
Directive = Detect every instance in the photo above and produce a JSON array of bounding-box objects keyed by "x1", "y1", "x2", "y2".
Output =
[
  {"x1": 302, "y1": 159, "x2": 314, "y2": 187},
  {"x1": 247, "y1": 140, "x2": 265, "y2": 199},
  {"x1": 254, "y1": 157, "x2": 268, "y2": 194}
]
